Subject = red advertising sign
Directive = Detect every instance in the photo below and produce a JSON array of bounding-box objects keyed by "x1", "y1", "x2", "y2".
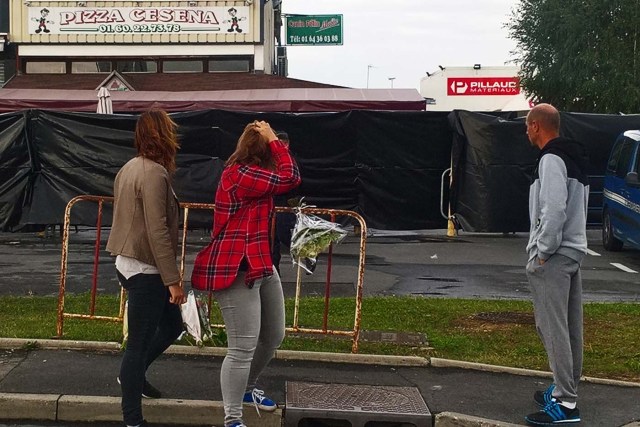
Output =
[{"x1": 447, "y1": 77, "x2": 521, "y2": 96}]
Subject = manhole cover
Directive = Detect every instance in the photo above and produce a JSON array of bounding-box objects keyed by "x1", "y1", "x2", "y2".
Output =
[{"x1": 286, "y1": 382, "x2": 429, "y2": 414}]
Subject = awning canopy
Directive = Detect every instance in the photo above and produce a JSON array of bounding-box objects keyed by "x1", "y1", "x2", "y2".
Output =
[{"x1": 0, "y1": 88, "x2": 426, "y2": 113}]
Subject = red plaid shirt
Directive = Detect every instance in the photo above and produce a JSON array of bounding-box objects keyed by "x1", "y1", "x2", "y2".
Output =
[{"x1": 191, "y1": 140, "x2": 300, "y2": 290}]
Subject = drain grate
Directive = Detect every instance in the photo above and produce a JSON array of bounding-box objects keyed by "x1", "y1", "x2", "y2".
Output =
[{"x1": 284, "y1": 381, "x2": 431, "y2": 427}]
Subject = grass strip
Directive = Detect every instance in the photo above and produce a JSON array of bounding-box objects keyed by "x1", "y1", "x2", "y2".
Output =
[{"x1": 0, "y1": 294, "x2": 638, "y2": 381}]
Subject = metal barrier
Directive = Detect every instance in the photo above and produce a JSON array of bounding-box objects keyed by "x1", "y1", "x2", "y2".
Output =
[{"x1": 57, "y1": 195, "x2": 368, "y2": 353}]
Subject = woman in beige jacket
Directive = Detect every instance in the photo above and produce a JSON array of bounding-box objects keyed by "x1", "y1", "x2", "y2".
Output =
[{"x1": 106, "y1": 109, "x2": 186, "y2": 427}]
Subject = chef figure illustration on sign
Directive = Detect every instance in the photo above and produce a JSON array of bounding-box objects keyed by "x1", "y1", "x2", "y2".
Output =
[
  {"x1": 224, "y1": 7, "x2": 246, "y2": 33},
  {"x1": 33, "y1": 8, "x2": 54, "y2": 34}
]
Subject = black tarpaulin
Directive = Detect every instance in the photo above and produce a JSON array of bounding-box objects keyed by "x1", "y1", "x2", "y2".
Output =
[
  {"x1": 354, "y1": 111, "x2": 451, "y2": 229},
  {"x1": 449, "y1": 110, "x2": 640, "y2": 232},
  {"x1": 0, "y1": 109, "x2": 453, "y2": 231},
  {"x1": 449, "y1": 111, "x2": 537, "y2": 233},
  {"x1": 0, "y1": 112, "x2": 29, "y2": 230},
  {"x1": 3, "y1": 108, "x2": 638, "y2": 232}
]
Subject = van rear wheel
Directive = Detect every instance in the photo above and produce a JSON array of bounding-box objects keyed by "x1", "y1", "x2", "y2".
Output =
[{"x1": 603, "y1": 210, "x2": 623, "y2": 251}]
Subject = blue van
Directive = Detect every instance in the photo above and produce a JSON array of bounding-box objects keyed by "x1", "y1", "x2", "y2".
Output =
[{"x1": 602, "y1": 130, "x2": 640, "y2": 251}]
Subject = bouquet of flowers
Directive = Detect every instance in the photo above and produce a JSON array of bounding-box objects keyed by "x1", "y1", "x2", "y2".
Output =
[{"x1": 290, "y1": 206, "x2": 348, "y2": 273}]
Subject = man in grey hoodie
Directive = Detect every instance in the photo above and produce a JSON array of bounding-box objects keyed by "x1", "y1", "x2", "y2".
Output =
[{"x1": 524, "y1": 104, "x2": 589, "y2": 426}]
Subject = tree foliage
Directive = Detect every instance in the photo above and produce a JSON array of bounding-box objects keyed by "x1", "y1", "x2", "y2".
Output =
[{"x1": 508, "y1": 0, "x2": 640, "y2": 113}]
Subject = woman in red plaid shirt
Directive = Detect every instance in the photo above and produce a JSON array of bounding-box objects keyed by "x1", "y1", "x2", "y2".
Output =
[{"x1": 191, "y1": 120, "x2": 300, "y2": 427}]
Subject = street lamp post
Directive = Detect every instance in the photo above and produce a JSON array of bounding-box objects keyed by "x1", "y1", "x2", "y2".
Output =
[
  {"x1": 388, "y1": 77, "x2": 396, "y2": 88},
  {"x1": 366, "y1": 64, "x2": 374, "y2": 88}
]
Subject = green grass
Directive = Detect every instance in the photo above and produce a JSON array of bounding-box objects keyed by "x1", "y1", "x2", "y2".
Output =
[{"x1": 1, "y1": 294, "x2": 638, "y2": 381}]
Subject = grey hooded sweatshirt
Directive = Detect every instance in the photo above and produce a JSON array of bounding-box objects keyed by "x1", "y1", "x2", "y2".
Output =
[{"x1": 526, "y1": 137, "x2": 590, "y2": 263}]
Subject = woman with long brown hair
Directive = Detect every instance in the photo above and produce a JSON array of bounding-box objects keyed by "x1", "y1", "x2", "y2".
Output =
[
  {"x1": 107, "y1": 109, "x2": 187, "y2": 427},
  {"x1": 192, "y1": 120, "x2": 301, "y2": 427}
]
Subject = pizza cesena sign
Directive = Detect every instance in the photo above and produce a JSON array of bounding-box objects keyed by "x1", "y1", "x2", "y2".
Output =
[
  {"x1": 447, "y1": 77, "x2": 521, "y2": 96},
  {"x1": 27, "y1": 6, "x2": 250, "y2": 35}
]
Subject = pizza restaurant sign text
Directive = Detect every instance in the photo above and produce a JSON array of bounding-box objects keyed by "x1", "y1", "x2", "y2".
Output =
[
  {"x1": 447, "y1": 77, "x2": 521, "y2": 96},
  {"x1": 27, "y1": 6, "x2": 250, "y2": 35}
]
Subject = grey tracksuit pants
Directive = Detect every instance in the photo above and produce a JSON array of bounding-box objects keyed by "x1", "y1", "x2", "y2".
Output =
[
  {"x1": 526, "y1": 254, "x2": 583, "y2": 404},
  {"x1": 214, "y1": 267, "x2": 285, "y2": 427}
]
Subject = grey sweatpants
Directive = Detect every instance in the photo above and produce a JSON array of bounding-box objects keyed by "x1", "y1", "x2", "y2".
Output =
[
  {"x1": 526, "y1": 254, "x2": 583, "y2": 404},
  {"x1": 214, "y1": 267, "x2": 285, "y2": 427}
]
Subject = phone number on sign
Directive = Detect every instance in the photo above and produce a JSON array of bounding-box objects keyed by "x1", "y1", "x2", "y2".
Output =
[{"x1": 98, "y1": 24, "x2": 182, "y2": 33}]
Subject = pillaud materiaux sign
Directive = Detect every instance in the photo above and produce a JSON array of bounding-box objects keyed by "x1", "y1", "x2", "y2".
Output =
[
  {"x1": 27, "y1": 6, "x2": 250, "y2": 35},
  {"x1": 447, "y1": 77, "x2": 521, "y2": 96},
  {"x1": 285, "y1": 15, "x2": 343, "y2": 46}
]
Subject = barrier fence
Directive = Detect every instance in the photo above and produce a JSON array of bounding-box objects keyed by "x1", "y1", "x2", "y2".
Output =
[{"x1": 56, "y1": 195, "x2": 368, "y2": 353}]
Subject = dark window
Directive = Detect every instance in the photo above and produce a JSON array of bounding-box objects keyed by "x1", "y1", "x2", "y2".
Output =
[
  {"x1": 0, "y1": 1, "x2": 8, "y2": 33},
  {"x1": 25, "y1": 62, "x2": 66, "y2": 74},
  {"x1": 72, "y1": 61, "x2": 112, "y2": 73},
  {"x1": 208, "y1": 59, "x2": 250, "y2": 72},
  {"x1": 607, "y1": 138, "x2": 624, "y2": 172},
  {"x1": 163, "y1": 60, "x2": 203, "y2": 73},
  {"x1": 615, "y1": 139, "x2": 635, "y2": 178},
  {"x1": 116, "y1": 60, "x2": 157, "y2": 73}
]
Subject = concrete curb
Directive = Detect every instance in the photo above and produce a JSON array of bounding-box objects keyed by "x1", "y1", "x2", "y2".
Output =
[
  {"x1": 0, "y1": 337, "x2": 429, "y2": 367},
  {"x1": 0, "y1": 338, "x2": 121, "y2": 352},
  {"x1": 2, "y1": 338, "x2": 638, "y2": 386},
  {"x1": 0, "y1": 392, "x2": 58, "y2": 421},
  {"x1": 435, "y1": 412, "x2": 524, "y2": 427},
  {"x1": 430, "y1": 357, "x2": 640, "y2": 388},
  {"x1": 430, "y1": 358, "x2": 554, "y2": 379},
  {"x1": 0, "y1": 393, "x2": 281, "y2": 426}
]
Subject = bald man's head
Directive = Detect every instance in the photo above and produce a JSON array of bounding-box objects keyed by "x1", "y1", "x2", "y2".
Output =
[{"x1": 526, "y1": 103, "x2": 560, "y2": 148}]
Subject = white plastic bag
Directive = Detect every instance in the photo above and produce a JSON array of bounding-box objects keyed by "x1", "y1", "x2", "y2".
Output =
[
  {"x1": 180, "y1": 291, "x2": 202, "y2": 344},
  {"x1": 290, "y1": 210, "x2": 348, "y2": 273},
  {"x1": 180, "y1": 290, "x2": 213, "y2": 346}
]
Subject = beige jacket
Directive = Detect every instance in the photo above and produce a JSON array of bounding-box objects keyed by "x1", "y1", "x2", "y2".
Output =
[{"x1": 106, "y1": 156, "x2": 180, "y2": 286}]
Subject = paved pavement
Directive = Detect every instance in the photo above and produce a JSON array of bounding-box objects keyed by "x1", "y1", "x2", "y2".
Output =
[
  {"x1": 0, "y1": 340, "x2": 639, "y2": 426},
  {"x1": 1, "y1": 228, "x2": 640, "y2": 302}
]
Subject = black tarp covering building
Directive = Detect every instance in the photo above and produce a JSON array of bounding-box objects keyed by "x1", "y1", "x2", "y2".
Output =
[
  {"x1": 0, "y1": 109, "x2": 452, "y2": 231},
  {"x1": 449, "y1": 111, "x2": 640, "y2": 232},
  {"x1": 2, "y1": 108, "x2": 640, "y2": 232}
]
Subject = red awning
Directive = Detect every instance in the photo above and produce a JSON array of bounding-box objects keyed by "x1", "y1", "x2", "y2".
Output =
[{"x1": 0, "y1": 88, "x2": 426, "y2": 113}]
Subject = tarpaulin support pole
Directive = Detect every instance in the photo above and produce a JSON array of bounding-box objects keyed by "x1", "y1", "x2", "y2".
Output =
[
  {"x1": 441, "y1": 163, "x2": 457, "y2": 237},
  {"x1": 89, "y1": 199, "x2": 104, "y2": 316}
]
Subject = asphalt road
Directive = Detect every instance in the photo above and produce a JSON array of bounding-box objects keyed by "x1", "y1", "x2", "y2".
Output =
[{"x1": 0, "y1": 228, "x2": 638, "y2": 302}]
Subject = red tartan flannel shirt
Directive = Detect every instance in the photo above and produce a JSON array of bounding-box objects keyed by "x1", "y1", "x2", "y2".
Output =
[{"x1": 191, "y1": 140, "x2": 301, "y2": 290}]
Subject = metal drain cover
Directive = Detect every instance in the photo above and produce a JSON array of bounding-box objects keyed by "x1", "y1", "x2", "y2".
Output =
[{"x1": 284, "y1": 381, "x2": 431, "y2": 427}]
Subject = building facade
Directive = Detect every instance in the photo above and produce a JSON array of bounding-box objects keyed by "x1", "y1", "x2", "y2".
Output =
[{"x1": 3, "y1": 0, "x2": 285, "y2": 88}]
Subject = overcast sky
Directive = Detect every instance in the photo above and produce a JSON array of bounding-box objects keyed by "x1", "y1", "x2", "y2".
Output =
[{"x1": 281, "y1": 0, "x2": 520, "y2": 90}]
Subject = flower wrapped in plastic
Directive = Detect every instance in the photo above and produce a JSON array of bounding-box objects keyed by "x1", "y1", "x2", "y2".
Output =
[{"x1": 290, "y1": 207, "x2": 348, "y2": 273}]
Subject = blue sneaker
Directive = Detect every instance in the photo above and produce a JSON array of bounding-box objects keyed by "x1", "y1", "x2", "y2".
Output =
[
  {"x1": 242, "y1": 388, "x2": 277, "y2": 412},
  {"x1": 534, "y1": 383, "x2": 555, "y2": 408},
  {"x1": 227, "y1": 422, "x2": 246, "y2": 427},
  {"x1": 525, "y1": 400, "x2": 580, "y2": 425}
]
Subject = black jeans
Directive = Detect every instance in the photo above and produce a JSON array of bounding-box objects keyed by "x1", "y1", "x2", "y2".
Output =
[
  {"x1": 117, "y1": 271, "x2": 183, "y2": 426},
  {"x1": 272, "y1": 211, "x2": 296, "y2": 273}
]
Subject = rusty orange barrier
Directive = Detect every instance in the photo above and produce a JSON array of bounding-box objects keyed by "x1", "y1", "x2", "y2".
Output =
[{"x1": 57, "y1": 196, "x2": 367, "y2": 353}]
